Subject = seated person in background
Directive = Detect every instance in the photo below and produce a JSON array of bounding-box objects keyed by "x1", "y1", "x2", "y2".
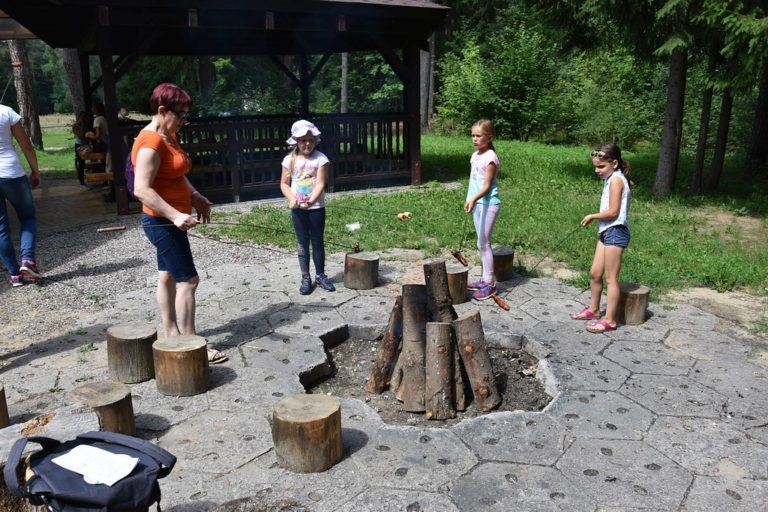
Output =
[
  {"x1": 85, "y1": 102, "x2": 112, "y2": 172},
  {"x1": 72, "y1": 111, "x2": 89, "y2": 186}
]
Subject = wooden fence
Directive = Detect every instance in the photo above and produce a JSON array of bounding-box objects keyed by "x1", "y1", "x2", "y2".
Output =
[{"x1": 120, "y1": 113, "x2": 411, "y2": 201}]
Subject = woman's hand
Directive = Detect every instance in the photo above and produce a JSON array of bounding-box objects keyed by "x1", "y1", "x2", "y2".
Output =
[
  {"x1": 192, "y1": 192, "x2": 213, "y2": 223},
  {"x1": 464, "y1": 200, "x2": 475, "y2": 213},
  {"x1": 173, "y1": 213, "x2": 199, "y2": 231}
]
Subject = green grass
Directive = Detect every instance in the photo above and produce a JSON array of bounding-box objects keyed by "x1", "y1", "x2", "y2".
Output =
[{"x1": 205, "y1": 134, "x2": 768, "y2": 299}]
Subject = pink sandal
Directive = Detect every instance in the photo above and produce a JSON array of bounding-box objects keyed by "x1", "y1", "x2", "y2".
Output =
[
  {"x1": 570, "y1": 307, "x2": 600, "y2": 321},
  {"x1": 586, "y1": 319, "x2": 616, "y2": 333}
]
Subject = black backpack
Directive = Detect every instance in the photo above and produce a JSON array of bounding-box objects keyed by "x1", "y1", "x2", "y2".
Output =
[{"x1": 3, "y1": 431, "x2": 176, "y2": 512}]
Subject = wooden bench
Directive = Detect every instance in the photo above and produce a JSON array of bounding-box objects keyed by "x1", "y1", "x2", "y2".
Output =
[{"x1": 84, "y1": 171, "x2": 114, "y2": 184}]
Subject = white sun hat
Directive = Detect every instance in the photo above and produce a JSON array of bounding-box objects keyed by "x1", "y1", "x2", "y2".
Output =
[{"x1": 286, "y1": 119, "x2": 321, "y2": 146}]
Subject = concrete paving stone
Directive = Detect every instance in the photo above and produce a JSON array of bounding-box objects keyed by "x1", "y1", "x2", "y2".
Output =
[
  {"x1": 336, "y1": 294, "x2": 395, "y2": 336},
  {"x1": 520, "y1": 296, "x2": 591, "y2": 323},
  {"x1": 546, "y1": 390, "x2": 656, "y2": 440},
  {"x1": 220, "y1": 451, "x2": 368, "y2": 512},
  {"x1": 646, "y1": 416, "x2": 768, "y2": 479},
  {"x1": 451, "y1": 461, "x2": 597, "y2": 511},
  {"x1": 680, "y1": 476, "x2": 768, "y2": 511},
  {"x1": 155, "y1": 408, "x2": 273, "y2": 474},
  {"x1": 665, "y1": 329, "x2": 752, "y2": 361},
  {"x1": 130, "y1": 380, "x2": 210, "y2": 432},
  {"x1": 197, "y1": 301, "x2": 274, "y2": 349},
  {"x1": 268, "y1": 305, "x2": 347, "y2": 336},
  {"x1": 545, "y1": 352, "x2": 631, "y2": 392},
  {"x1": 511, "y1": 277, "x2": 583, "y2": 300},
  {"x1": 688, "y1": 357, "x2": 768, "y2": 399},
  {"x1": 336, "y1": 488, "x2": 459, "y2": 512},
  {"x1": 482, "y1": 287, "x2": 534, "y2": 310},
  {"x1": 602, "y1": 322, "x2": 670, "y2": 343},
  {"x1": 556, "y1": 438, "x2": 692, "y2": 510},
  {"x1": 602, "y1": 341, "x2": 696, "y2": 376},
  {"x1": 240, "y1": 333, "x2": 331, "y2": 387},
  {"x1": 351, "y1": 426, "x2": 478, "y2": 492},
  {"x1": 160, "y1": 467, "x2": 234, "y2": 511},
  {"x1": 523, "y1": 322, "x2": 612, "y2": 359},
  {"x1": 619, "y1": 374, "x2": 726, "y2": 418},
  {"x1": 470, "y1": 303, "x2": 540, "y2": 342},
  {"x1": 452, "y1": 411, "x2": 572, "y2": 465},
  {"x1": 724, "y1": 396, "x2": 768, "y2": 441},
  {"x1": 646, "y1": 303, "x2": 720, "y2": 332},
  {"x1": 246, "y1": 260, "x2": 297, "y2": 293}
]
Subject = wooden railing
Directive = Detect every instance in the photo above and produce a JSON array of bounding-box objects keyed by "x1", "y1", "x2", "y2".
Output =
[{"x1": 120, "y1": 113, "x2": 411, "y2": 202}]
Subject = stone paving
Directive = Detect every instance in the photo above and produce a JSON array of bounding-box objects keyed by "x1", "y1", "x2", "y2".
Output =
[{"x1": 2, "y1": 180, "x2": 768, "y2": 511}]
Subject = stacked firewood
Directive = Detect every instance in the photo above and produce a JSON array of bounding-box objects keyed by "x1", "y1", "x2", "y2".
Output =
[{"x1": 366, "y1": 259, "x2": 501, "y2": 420}]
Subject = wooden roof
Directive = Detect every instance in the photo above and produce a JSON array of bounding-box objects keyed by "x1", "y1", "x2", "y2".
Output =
[
  {"x1": 0, "y1": 9, "x2": 35, "y2": 39},
  {"x1": 2, "y1": 1, "x2": 448, "y2": 55}
]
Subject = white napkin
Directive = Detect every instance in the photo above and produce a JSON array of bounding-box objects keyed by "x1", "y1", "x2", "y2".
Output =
[{"x1": 52, "y1": 445, "x2": 139, "y2": 486}]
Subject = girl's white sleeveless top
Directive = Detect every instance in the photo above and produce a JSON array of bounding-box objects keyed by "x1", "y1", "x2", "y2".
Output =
[{"x1": 598, "y1": 170, "x2": 630, "y2": 234}]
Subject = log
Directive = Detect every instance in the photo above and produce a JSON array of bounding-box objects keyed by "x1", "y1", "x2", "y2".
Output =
[
  {"x1": 107, "y1": 323, "x2": 157, "y2": 383},
  {"x1": 446, "y1": 264, "x2": 469, "y2": 305},
  {"x1": 152, "y1": 335, "x2": 210, "y2": 396},
  {"x1": 453, "y1": 347, "x2": 467, "y2": 411},
  {"x1": 423, "y1": 259, "x2": 457, "y2": 323},
  {"x1": 343, "y1": 251, "x2": 379, "y2": 290},
  {"x1": 0, "y1": 384, "x2": 10, "y2": 428},
  {"x1": 71, "y1": 380, "x2": 136, "y2": 435},
  {"x1": 366, "y1": 295, "x2": 403, "y2": 393},
  {"x1": 400, "y1": 284, "x2": 427, "y2": 412},
  {"x1": 425, "y1": 322, "x2": 455, "y2": 420},
  {"x1": 390, "y1": 347, "x2": 404, "y2": 401},
  {"x1": 618, "y1": 283, "x2": 650, "y2": 325},
  {"x1": 492, "y1": 245, "x2": 515, "y2": 282},
  {"x1": 272, "y1": 394, "x2": 342, "y2": 473},
  {"x1": 453, "y1": 309, "x2": 501, "y2": 411}
]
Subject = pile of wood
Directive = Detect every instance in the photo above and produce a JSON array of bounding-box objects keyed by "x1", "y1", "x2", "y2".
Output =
[{"x1": 366, "y1": 258, "x2": 501, "y2": 420}]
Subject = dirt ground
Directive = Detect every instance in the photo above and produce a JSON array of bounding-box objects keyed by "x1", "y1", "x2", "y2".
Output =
[{"x1": 309, "y1": 338, "x2": 551, "y2": 428}]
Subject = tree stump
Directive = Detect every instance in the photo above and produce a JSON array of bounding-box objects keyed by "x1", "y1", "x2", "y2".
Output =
[
  {"x1": 400, "y1": 284, "x2": 427, "y2": 412},
  {"x1": 71, "y1": 381, "x2": 136, "y2": 435},
  {"x1": 446, "y1": 264, "x2": 469, "y2": 305},
  {"x1": 152, "y1": 335, "x2": 210, "y2": 396},
  {"x1": 618, "y1": 283, "x2": 650, "y2": 325},
  {"x1": 271, "y1": 394, "x2": 342, "y2": 473},
  {"x1": 366, "y1": 295, "x2": 403, "y2": 393},
  {"x1": 425, "y1": 322, "x2": 455, "y2": 420},
  {"x1": 343, "y1": 252, "x2": 379, "y2": 289},
  {"x1": 0, "y1": 384, "x2": 10, "y2": 428},
  {"x1": 453, "y1": 309, "x2": 501, "y2": 412},
  {"x1": 492, "y1": 245, "x2": 515, "y2": 282},
  {"x1": 107, "y1": 323, "x2": 157, "y2": 383}
]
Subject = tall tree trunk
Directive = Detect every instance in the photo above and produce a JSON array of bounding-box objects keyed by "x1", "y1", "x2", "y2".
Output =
[
  {"x1": 653, "y1": 49, "x2": 688, "y2": 199},
  {"x1": 705, "y1": 88, "x2": 733, "y2": 193},
  {"x1": 8, "y1": 40, "x2": 43, "y2": 149},
  {"x1": 340, "y1": 52, "x2": 349, "y2": 113},
  {"x1": 690, "y1": 50, "x2": 717, "y2": 195},
  {"x1": 747, "y1": 63, "x2": 768, "y2": 167},
  {"x1": 198, "y1": 56, "x2": 215, "y2": 98},
  {"x1": 62, "y1": 48, "x2": 86, "y2": 115}
]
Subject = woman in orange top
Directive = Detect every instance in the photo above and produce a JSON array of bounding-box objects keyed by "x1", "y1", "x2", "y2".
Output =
[{"x1": 132, "y1": 83, "x2": 226, "y2": 364}]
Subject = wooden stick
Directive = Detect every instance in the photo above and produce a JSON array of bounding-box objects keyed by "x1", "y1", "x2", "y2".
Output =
[
  {"x1": 366, "y1": 295, "x2": 403, "y2": 393},
  {"x1": 97, "y1": 226, "x2": 126, "y2": 233}
]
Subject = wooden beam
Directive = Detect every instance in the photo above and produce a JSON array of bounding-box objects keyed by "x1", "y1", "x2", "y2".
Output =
[{"x1": 402, "y1": 44, "x2": 421, "y2": 185}]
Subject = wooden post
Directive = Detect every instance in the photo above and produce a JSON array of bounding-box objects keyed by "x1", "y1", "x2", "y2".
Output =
[
  {"x1": 400, "y1": 284, "x2": 427, "y2": 412},
  {"x1": 152, "y1": 335, "x2": 210, "y2": 396},
  {"x1": 425, "y1": 322, "x2": 455, "y2": 420},
  {"x1": 492, "y1": 245, "x2": 515, "y2": 282},
  {"x1": 618, "y1": 283, "x2": 650, "y2": 325},
  {"x1": 272, "y1": 394, "x2": 342, "y2": 473},
  {"x1": 343, "y1": 252, "x2": 379, "y2": 290},
  {"x1": 0, "y1": 384, "x2": 10, "y2": 428},
  {"x1": 423, "y1": 258, "x2": 456, "y2": 323},
  {"x1": 453, "y1": 309, "x2": 501, "y2": 412},
  {"x1": 366, "y1": 295, "x2": 403, "y2": 393},
  {"x1": 446, "y1": 264, "x2": 469, "y2": 305},
  {"x1": 71, "y1": 381, "x2": 136, "y2": 435},
  {"x1": 107, "y1": 323, "x2": 157, "y2": 383}
]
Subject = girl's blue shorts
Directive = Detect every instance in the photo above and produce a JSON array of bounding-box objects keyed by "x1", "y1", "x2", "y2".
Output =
[
  {"x1": 599, "y1": 225, "x2": 630, "y2": 249},
  {"x1": 142, "y1": 213, "x2": 198, "y2": 282}
]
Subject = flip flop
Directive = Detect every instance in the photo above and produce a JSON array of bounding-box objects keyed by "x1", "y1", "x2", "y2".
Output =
[
  {"x1": 586, "y1": 319, "x2": 616, "y2": 334},
  {"x1": 570, "y1": 307, "x2": 600, "y2": 321},
  {"x1": 207, "y1": 349, "x2": 228, "y2": 364}
]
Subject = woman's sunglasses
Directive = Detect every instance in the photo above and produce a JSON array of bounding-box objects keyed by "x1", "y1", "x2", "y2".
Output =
[{"x1": 591, "y1": 150, "x2": 609, "y2": 159}]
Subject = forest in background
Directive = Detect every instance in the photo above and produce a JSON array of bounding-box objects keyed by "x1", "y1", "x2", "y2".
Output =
[{"x1": 2, "y1": 0, "x2": 768, "y2": 199}]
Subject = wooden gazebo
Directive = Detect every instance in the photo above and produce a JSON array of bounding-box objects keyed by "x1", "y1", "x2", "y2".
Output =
[{"x1": 3, "y1": 1, "x2": 448, "y2": 214}]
